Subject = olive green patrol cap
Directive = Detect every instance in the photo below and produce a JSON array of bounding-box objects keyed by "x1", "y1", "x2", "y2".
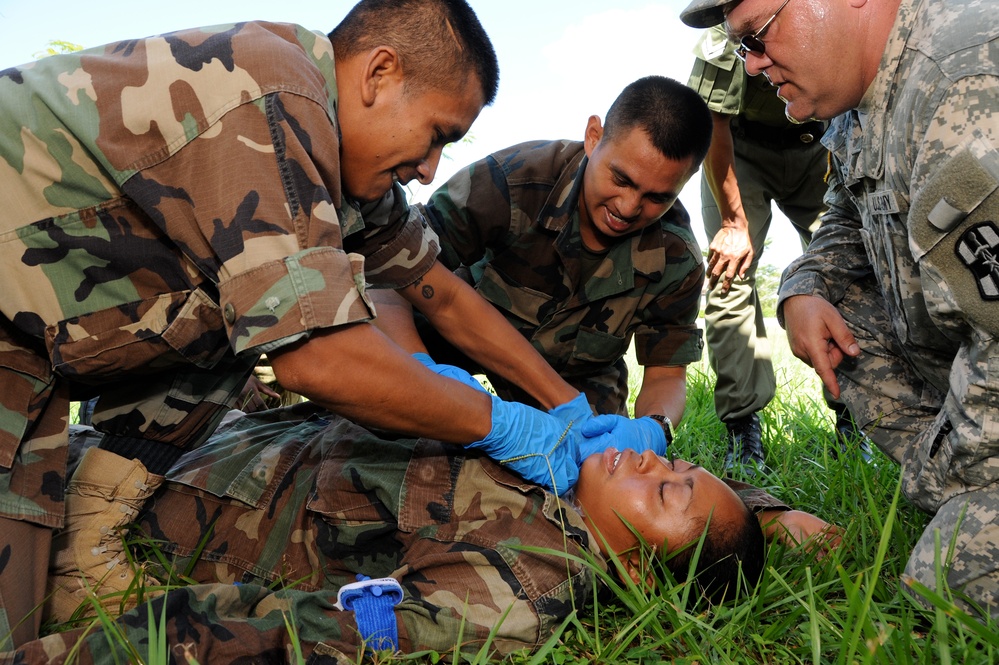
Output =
[{"x1": 680, "y1": 0, "x2": 741, "y2": 28}]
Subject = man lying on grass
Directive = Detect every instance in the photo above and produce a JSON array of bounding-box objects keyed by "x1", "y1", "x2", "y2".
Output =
[{"x1": 5, "y1": 399, "x2": 839, "y2": 664}]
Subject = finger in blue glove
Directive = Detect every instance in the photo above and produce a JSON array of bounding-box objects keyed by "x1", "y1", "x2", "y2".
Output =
[
  {"x1": 576, "y1": 415, "x2": 667, "y2": 462},
  {"x1": 548, "y1": 393, "x2": 593, "y2": 429}
]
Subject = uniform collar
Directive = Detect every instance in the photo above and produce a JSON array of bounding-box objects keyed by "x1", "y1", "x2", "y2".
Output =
[{"x1": 850, "y1": 0, "x2": 917, "y2": 180}]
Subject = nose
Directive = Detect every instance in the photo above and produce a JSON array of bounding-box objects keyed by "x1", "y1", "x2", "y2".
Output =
[
  {"x1": 618, "y1": 189, "x2": 643, "y2": 220},
  {"x1": 637, "y1": 449, "x2": 660, "y2": 472},
  {"x1": 744, "y1": 51, "x2": 771, "y2": 77},
  {"x1": 415, "y1": 147, "x2": 444, "y2": 185}
]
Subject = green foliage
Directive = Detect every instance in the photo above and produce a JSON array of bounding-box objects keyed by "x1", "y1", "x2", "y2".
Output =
[
  {"x1": 34, "y1": 41, "x2": 84, "y2": 59},
  {"x1": 755, "y1": 262, "x2": 781, "y2": 318}
]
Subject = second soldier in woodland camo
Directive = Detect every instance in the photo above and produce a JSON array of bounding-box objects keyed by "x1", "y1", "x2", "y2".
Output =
[{"x1": 409, "y1": 76, "x2": 710, "y2": 424}]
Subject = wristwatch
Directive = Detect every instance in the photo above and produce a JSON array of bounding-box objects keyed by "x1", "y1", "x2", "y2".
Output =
[{"x1": 648, "y1": 414, "x2": 675, "y2": 445}]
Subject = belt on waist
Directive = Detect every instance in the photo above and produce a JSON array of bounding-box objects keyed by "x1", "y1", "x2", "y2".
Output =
[{"x1": 734, "y1": 118, "x2": 827, "y2": 148}]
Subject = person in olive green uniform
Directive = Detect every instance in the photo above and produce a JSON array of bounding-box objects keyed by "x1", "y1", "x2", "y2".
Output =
[
  {"x1": 407, "y1": 76, "x2": 712, "y2": 427},
  {"x1": 686, "y1": 24, "x2": 830, "y2": 469}
]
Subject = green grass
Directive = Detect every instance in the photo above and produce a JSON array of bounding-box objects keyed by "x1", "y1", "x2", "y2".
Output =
[{"x1": 53, "y1": 322, "x2": 999, "y2": 663}]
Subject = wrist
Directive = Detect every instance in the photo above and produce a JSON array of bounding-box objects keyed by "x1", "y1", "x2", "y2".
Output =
[{"x1": 647, "y1": 414, "x2": 675, "y2": 445}]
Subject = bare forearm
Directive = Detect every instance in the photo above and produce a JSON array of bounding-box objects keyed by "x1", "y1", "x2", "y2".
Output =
[
  {"x1": 704, "y1": 112, "x2": 747, "y2": 229},
  {"x1": 402, "y1": 262, "x2": 578, "y2": 409},
  {"x1": 269, "y1": 322, "x2": 493, "y2": 444},
  {"x1": 633, "y1": 366, "x2": 687, "y2": 424}
]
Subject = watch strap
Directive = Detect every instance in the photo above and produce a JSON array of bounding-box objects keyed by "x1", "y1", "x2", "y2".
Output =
[{"x1": 648, "y1": 414, "x2": 675, "y2": 445}]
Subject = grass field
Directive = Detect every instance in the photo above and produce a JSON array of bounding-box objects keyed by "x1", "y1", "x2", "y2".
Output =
[{"x1": 56, "y1": 322, "x2": 999, "y2": 664}]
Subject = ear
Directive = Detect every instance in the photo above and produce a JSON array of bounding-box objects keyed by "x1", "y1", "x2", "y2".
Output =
[
  {"x1": 583, "y1": 115, "x2": 604, "y2": 156},
  {"x1": 358, "y1": 46, "x2": 404, "y2": 107}
]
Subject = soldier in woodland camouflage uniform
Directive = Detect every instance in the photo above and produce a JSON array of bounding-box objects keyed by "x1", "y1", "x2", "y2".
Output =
[
  {"x1": 0, "y1": 401, "x2": 839, "y2": 664},
  {"x1": 411, "y1": 76, "x2": 710, "y2": 422},
  {"x1": 0, "y1": 0, "x2": 658, "y2": 648},
  {"x1": 682, "y1": 0, "x2": 999, "y2": 619}
]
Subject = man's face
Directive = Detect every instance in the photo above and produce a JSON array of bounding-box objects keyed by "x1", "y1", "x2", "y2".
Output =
[
  {"x1": 340, "y1": 78, "x2": 485, "y2": 203},
  {"x1": 578, "y1": 120, "x2": 697, "y2": 252},
  {"x1": 725, "y1": 0, "x2": 868, "y2": 121},
  {"x1": 575, "y1": 448, "x2": 748, "y2": 560}
]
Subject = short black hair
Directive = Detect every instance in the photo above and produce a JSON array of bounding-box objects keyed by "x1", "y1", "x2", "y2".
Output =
[
  {"x1": 662, "y1": 497, "x2": 765, "y2": 603},
  {"x1": 603, "y1": 75, "x2": 713, "y2": 166},
  {"x1": 329, "y1": 0, "x2": 499, "y2": 105}
]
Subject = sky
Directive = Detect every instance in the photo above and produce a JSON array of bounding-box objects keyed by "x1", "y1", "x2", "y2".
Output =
[{"x1": 0, "y1": 0, "x2": 805, "y2": 270}]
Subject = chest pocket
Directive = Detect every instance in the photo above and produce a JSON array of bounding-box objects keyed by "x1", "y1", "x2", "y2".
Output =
[
  {"x1": 568, "y1": 328, "x2": 628, "y2": 374},
  {"x1": 165, "y1": 413, "x2": 325, "y2": 508},
  {"x1": 46, "y1": 287, "x2": 229, "y2": 380},
  {"x1": 476, "y1": 263, "x2": 553, "y2": 327}
]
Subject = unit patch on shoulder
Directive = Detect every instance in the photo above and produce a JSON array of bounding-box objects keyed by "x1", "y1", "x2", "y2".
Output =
[{"x1": 955, "y1": 221, "x2": 999, "y2": 301}]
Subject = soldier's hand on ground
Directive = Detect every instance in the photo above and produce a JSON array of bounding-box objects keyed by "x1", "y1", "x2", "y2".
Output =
[
  {"x1": 782, "y1": 295, "x2": 860, "y2": 399},
  {"x1": 707, "y1": 225, "x2": 754, "y2": 294},
  {"x1": 576, "y1": 414, "x2": 668, "y2": 461},
  {"x1": 763, "y1": 509, "x2": 844, "y2": 560},
  {"x1": 469, "y1": 395, "x2": 580, "y2": 495}
]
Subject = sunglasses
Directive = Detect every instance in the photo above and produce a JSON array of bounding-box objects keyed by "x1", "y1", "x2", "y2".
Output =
[{"x1": 734, "y1": 0, "x2": 791, "y2": 62}]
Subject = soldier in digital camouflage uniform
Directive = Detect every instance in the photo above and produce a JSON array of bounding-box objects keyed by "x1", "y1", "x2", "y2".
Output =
[
  {"x1": 409, "y1": 76, "x2": 710, "y2": 425},
  {"x1": 0, "y1": 0, "x2": 659, "y2": 648},
  {"x1": 0, "y1": 400, "x2": 839, "y2": 664},
  {"x1": 685, "y1": 24, "x2": 834, "y2": 470},
  {"x1": 682, "y1": 0, "x2": 999, "y2": 619}
]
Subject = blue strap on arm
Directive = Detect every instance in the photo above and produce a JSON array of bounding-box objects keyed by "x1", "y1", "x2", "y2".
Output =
[{"x1": 334, "y1": 575, "x2": 404, "y2": 651}]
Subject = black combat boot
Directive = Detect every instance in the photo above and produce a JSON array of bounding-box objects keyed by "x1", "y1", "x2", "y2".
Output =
[
  {"x1": 724, "y1": 412, "x2": 765, "y2": 470},
  {"x1": 832, "y1": 405, "x2": 873, "y2": 462}
]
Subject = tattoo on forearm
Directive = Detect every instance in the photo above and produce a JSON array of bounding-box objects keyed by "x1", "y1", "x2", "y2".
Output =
[{"x1": 422, "y1": 285, "x2": 435, "y2": 299}]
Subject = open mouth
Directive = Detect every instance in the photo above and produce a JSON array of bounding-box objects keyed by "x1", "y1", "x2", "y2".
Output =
[
  {"x1": 604, "y1": 210, "x2": 634, "y2": 234},
  {"x1": 608, "y1": 449, "x2": 623, "y2": 475}
]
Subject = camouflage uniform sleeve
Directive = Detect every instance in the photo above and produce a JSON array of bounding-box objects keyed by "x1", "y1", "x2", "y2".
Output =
[
  {"x1": 686, "y1": 24, "x2": 745, "y2": 115},
  {"x1": 345, "y1": 183, "x2": 441, "y2": 290},
  {"x1": 632, "y1": 204, "x2": 706, "y2": 367},
  {"x1": 724, "y1": 478, "x2": 791, "y2": 512},
  {"x1": 902, "y1": 72, "x2": 999, "y2": 511},
  {"x1": 123, "y1": 91, "x2": 376, "y2": 356},
  {"x1": 776, "y1": 115, "x2": 873, "y2": 324},
  {"x1": 416, "y1": 153, "x2": 517, "y2": 270}
]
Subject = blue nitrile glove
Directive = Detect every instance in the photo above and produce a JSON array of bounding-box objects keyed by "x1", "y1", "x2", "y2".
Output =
[
  {"x1": 576, "y1": 414, "x2": 667, "y2": 462},
  {"x1": 412, "y1": 353, "x2": 488, "y2": 393},
  {"x1": 469, "y1": 394, "x2": 580, "y2": 495},
  {"x1": 548, "y1": 393, "x2": 594, "y2": 430}
]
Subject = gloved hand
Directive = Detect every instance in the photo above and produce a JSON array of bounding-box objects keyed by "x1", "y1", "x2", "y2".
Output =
[
  {"x1": 548, "y1": 393, "x2": 593, "y2": 429},
  {"x1": 469, "y1": 395, "x2": 580, "y2": 495},
  {"x1": 577, "y1": 414, "x2": 667, "y2": 462},
  {"x1": 412, "y1": 353, "x2": 488, "y2": 393}
]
